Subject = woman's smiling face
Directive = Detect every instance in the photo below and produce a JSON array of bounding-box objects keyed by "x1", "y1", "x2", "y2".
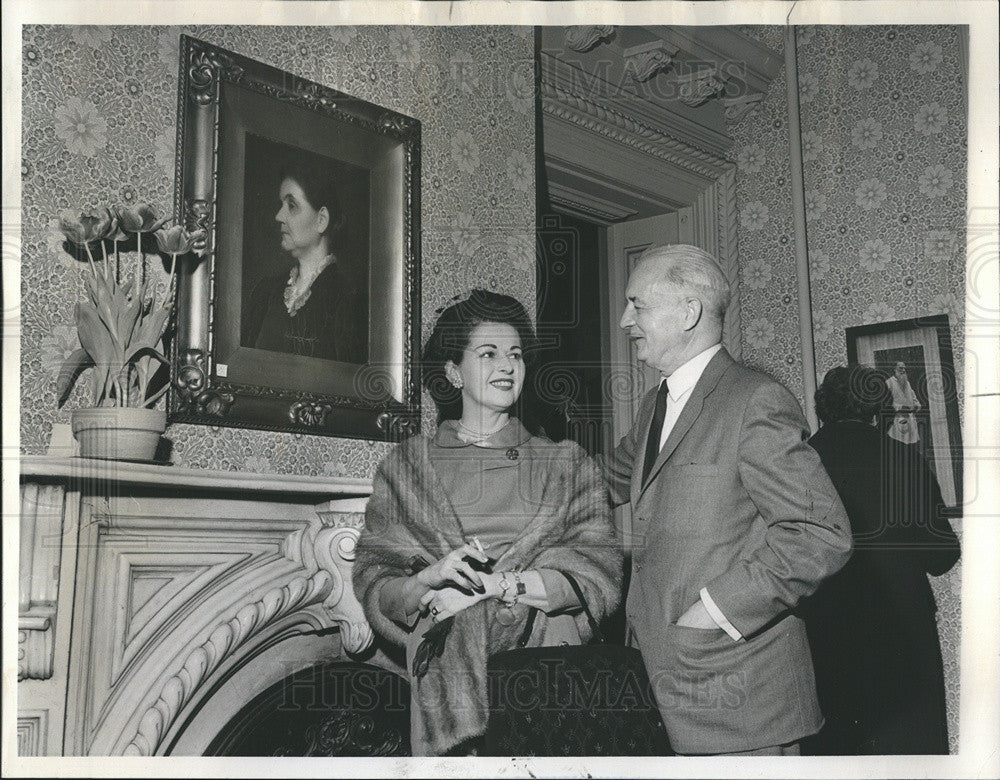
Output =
[
  {"x1": 447, "y1": 322, "x2": 525, "y2": 419},
  {"x1": 275, "y1": 177, "x2": 328, "y2": 257}
]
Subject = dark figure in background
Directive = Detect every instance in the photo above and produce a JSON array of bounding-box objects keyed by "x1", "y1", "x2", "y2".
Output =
[
  {"x1": 803, "y1": 364, "x2": 961, "y2": 755},
  {"x1": 244, "y1": 162, "x2": 366, "y2": 363}
]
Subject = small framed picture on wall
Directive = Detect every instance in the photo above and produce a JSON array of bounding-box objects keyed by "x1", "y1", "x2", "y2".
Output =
[{"x1": 846, "y1": 314, "x2": 962, "y2": 510}]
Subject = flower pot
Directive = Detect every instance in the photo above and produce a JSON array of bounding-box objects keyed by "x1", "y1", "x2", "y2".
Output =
[{"x1": 70, "y1": 407, "x2": 167, "y2": 461}]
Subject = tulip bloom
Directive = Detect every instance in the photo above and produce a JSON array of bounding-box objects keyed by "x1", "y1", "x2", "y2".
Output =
[
  {"x1": 58, "y1": 208, "x2": 114, "y2": 244},
  {"x1": 154, "y1": 225, "x2": 207, "y2": 308},
  {"x1": 59, "y1": 208, "x2": 114, "y2": 278},
  {"x1": 114, "y1": 203, "x2": 169, "y2": 234},
  {"x1": 154, "y1": 224, "x2": 206, "y2": 255}
]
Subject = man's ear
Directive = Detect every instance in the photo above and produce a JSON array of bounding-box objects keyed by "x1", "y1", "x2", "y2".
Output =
[{"x1": 682, "y1": 297, "x2": 703, "y2": 331}]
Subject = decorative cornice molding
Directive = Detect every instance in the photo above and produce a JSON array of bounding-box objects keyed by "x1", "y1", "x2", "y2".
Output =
[
  {"x1": 623, "y1": 41, "x2": 679, "y2": 83},
  {"x1": 564, "y1": 25, "x2": 615, "y2": 53},
  {"x1": 547, "y1": 181, "x2": 639, "y2": 224},
  {"x1": 124, "y1": 572, "x2": 332, "y2": 756},
  {"x1": 541, "y1": 81, "x2": 730, "y2": 180},
  {"x1": 676, "y1": 67, "x2": 727, "y2": 107},
  {"x1": 722, "y1": 93, "x2": 764, "y2": 125}
]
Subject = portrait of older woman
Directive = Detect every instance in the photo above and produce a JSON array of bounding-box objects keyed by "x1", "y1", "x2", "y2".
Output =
[{"x1": 240, "y1": 134, "x2": 368, "y2": 364}]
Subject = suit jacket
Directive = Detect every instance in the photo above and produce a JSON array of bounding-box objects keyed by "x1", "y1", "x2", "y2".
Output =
[{"x1": 604, "y1": 348, "x2": 852, "y2": 754}]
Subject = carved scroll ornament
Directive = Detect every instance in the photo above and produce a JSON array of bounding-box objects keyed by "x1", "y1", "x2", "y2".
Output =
[
  {"x1": 564, "y1": 26, "x2": 616, "y2": 53},
  {"x1": 174, "y1": 349, "x2": 234, "y2": 416}
]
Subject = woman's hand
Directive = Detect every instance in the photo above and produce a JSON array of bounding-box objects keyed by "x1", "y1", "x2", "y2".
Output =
[
  {"x1": 419, "y1": 585, "x2": 490, "y2": 622},
  {"x1": 415, "y1": 542, "x2": 490, "y2": 592}
]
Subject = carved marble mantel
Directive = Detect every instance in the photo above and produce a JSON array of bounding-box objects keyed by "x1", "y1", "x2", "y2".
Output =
[{"x1": 18, "y1": 456, "x2": 374, "y2": 756}]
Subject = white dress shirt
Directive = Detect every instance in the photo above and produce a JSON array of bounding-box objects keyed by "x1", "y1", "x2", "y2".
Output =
[{"x1": 652, "y1": 343, "x2": 743, "y2": 642}]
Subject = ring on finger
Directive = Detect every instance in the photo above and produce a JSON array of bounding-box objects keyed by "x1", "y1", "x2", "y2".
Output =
[{"x1": 430, "y1": 606, "x2": 440, "y2": 615}]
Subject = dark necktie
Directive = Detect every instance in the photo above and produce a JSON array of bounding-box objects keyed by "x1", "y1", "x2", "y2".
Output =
[{"x1": 642, "y1": 379, "x2": 669, "y2": 484}]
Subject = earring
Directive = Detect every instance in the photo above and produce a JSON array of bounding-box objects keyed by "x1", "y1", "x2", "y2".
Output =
[{"x1": 450, "y1": 377, "x2": 464, "y2": 389}]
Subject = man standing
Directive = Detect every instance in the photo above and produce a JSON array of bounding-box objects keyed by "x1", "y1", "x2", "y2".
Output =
[{"x1": 604, "y1": 244, "x2": 852, "y2": 756}]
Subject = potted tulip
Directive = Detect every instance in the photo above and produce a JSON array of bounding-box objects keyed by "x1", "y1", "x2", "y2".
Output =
[{"x1": 56, "y1": 203, "x2": 205, "y2": 460}]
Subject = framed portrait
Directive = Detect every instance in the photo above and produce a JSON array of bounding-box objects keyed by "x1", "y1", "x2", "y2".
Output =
[
  {"x1": 846, "y1": 314, "x2": 962, "y2": 510},
  {"x1": 169, "y1": 36, "x2": 421, "y2": 441}
]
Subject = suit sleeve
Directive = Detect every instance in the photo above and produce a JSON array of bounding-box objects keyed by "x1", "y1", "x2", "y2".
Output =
[
  {"x1": 600, "y1": 392, "x2": 650, "y2": 507},
  {"x1": 703, "y1": 381, "x2": 853, "y2": 638}
]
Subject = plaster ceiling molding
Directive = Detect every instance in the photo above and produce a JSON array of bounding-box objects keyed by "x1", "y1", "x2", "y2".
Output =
[
  {"x1": 623, "y1": 40, "x2": 680, "y2": 83},
  {"x1": 547, "y1": 180, "x2": 640, "y2": 225},
  {"x1": 541, "y1": 81, "x2": 731, "y2": 181},
  {"x1": 649, "y1": 26, "x2": 783, "y2": 96},
  {"x1": 564, "y1": 25, "x2": 616, "y2": 53},
  {"x1": 677, "y1": 67, "x2": 728, "y2": 107},
  {"x1": 721, "y1": 93, "x2": 765, "y2": 125}
]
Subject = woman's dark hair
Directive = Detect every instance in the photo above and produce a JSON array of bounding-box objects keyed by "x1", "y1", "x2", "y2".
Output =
[
  {"x1": 280, "y1": 161, "x2": 344, "y2": 236},
  {"x1": 815, "y1": 364, "x2": 888, "y2": 425},
  {"x1": 422, "y1": 289, "x2": 539, "y2": 427}
]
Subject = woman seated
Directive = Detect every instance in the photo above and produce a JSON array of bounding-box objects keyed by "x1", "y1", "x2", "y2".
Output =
[
  {"x1": 802, "y1": 364, "x2": 960, "y2": 755},
  {"x1": 353, "y1": 289, "x2": 622, "y2": 756}
]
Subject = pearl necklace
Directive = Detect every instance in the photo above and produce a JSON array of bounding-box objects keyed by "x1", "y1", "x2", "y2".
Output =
[{"x1": 457, "y1": 417, "x2": 508, "y2": 442}]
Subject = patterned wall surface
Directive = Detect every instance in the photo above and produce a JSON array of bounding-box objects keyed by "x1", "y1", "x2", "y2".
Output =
[
  {"x1": 730, "y1": 25, "x2": 967, "y2": 750},
  {"x1": 21, "y1": 25, "x2": 536, "y2": 476}
]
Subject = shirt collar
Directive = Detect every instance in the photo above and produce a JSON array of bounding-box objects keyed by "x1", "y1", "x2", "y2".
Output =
[
  {"x1": 432, "y1": 417, "x2": 532, "y2": 449},
  {"x1": 662, "y1": 343, "x2": 722, "y2": 401}
]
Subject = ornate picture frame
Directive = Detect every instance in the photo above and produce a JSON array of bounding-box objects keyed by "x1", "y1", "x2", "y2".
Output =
[
  {"x1": 846, "y1": 314, "x2": 963, "y2": 511},
  {"x1": 169, "y1": 35, "x2": 421, "y2": 441}
]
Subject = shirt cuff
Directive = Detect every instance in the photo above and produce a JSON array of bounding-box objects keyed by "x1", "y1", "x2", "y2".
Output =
[
  {"x1": 700, "y1": 587, "x2": 742, "y2": 642},
  {"x1": 538, "y1": 569, "x2": 580, "y2": 614}
]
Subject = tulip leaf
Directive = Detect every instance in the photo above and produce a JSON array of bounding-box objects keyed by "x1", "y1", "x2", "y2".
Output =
[
  {"x1": 76, "y1": 300, "x2": 117, "y2": 404},
  {"x1": 55, "y1": 348, "x2": 94, "y2": 408},
  {"x1": 90, "y1": 273, "x2": 121, "y2": 349},
  {"x1": 125, "y1": 344, "x2": 168, "y2": 367},
  {"x1": 117, "y1": 290, "x2": 142, "y2": 352},
  {"x1": 134, "y1": 306, "x2": 169, "y2": 352}
]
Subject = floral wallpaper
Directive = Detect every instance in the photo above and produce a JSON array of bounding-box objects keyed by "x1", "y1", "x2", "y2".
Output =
[
  {"x1": 21, "y1": 25, "x2": 536, "y2": 476},
  {"x1": 730, "y1": 25, "x2": 966, "y2": 750}
]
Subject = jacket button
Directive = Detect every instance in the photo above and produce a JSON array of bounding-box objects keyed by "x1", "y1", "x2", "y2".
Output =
[{"x1": 633, "y1": 562, "x2": 642, "y2": 572}]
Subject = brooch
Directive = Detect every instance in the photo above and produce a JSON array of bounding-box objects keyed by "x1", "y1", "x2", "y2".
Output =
[{"x1": 506, "y1": 448, "x2": 519, "y2": 460}]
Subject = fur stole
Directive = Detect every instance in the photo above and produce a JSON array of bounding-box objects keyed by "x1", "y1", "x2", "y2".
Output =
[{"x1": 353, "y1": 433, "x2": 622, "y2": 755}]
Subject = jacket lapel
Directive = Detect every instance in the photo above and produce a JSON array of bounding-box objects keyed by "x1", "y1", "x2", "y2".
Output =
[{"x1": 637, "y1": 348, "x2": 734, "y2": 498}]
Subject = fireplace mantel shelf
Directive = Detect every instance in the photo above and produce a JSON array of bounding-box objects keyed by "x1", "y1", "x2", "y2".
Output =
[{"x1": 19, "y1": 455, "x2": 373, "y2": 498}]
